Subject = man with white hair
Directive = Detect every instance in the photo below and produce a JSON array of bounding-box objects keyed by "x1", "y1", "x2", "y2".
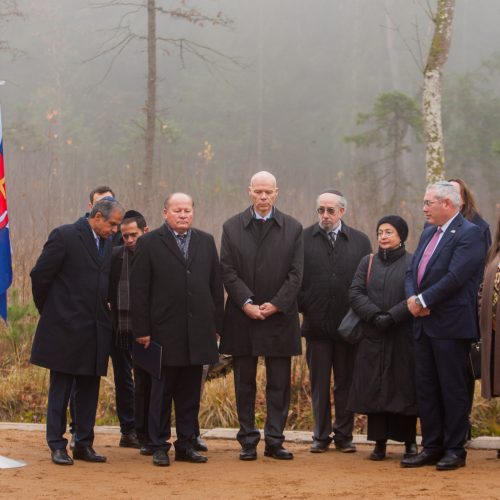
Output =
[
  {"x1": 402, "y1": 181, "x2": 485, "y2": 471},
  {"x1": 220, "y1": 171, "x2": 303, "y2": 461},
  {"x1": 299, "y1": 189, "x2": 371, "y2": 453}
]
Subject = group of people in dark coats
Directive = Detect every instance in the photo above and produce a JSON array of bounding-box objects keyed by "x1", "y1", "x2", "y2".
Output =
[{"x1": 29, "y1": 173, "x2": 496, "y2": 470}]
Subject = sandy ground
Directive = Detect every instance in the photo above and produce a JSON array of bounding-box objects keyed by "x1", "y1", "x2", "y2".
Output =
[{"x1": 0, "y1": 429, "x2": 499, "y2": 499}]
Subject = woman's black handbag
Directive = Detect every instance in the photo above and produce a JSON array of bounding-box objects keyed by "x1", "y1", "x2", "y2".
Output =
[
  {"x1": 337, "y1": 253, "x2": 374, "y2": 345},
  {"x1": 469, "y1": 341, "x2": 481, "y2": 379},
  {"x1": 337, "y1": 308, "x2": 363, "y2": 344}
]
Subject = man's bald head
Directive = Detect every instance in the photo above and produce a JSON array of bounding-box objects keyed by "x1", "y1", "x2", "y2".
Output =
[
  {"x1": 164, "y1": 192, "x2": 194, "y2": 209},
  {"x1": 250, "y1": 171, "x2": 277, "y2": 189},
  {"x1": 248, "y1": 171, "x2": 279, "y2": 217}
]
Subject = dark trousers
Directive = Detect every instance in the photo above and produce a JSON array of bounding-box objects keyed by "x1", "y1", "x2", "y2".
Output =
[
  {"x1": 233, "y1": 356, "x2": 291, "y2": 448},
  {"x1": 148, "y1": 365, "x2": 202, "y2": 453},
  {"x1": 47, "y1": 370, "x2": 100, "y2": 451},
  {"x1": 134, "y1": 364, "x2": 151, "y2": 445},
  {"x1": 306, "y1": 338, "x2": 356, "y2": 444},
  {"x1": 110, "y1": 342, "x2": 135, "y2": 435},
  {"x1": 414, "y1": 333, "x2": 470, "y2": 457},
  {"x1": 194, "y1": 364, "x2": 210, "y2": 439},
  {"x1": 367, "y1": 413, "x2": 417, "y2": 443}
]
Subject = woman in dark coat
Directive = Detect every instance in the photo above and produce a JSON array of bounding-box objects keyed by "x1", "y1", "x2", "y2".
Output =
[{"x1": 347, "y1": 215, "x2": 417, "y2": 461}]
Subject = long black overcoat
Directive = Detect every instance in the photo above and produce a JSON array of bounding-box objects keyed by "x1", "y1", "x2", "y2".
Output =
[
  {"x1": 298, "y1": 222, "x2": 372, "y2": 340},
  {"x1": 219, "y1": 207, "x2": 303, "y2": 357},
  {"x1": 347, "y1": 248, "x2": 418, "y2": 416},
  {"x1": 30, "y1": 217, "x2": 113, "y2": 376},
  {"x1": 129, "y1": 224, "x2": 223, "y2": 366}
]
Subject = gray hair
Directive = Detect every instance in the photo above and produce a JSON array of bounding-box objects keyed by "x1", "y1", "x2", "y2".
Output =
[
  {"x1": 426, "y1": 181, "x2": 461, "y2": 208},
  {"x1": 316, "y1": 189, "x2": 348, "y2": 212},
  {"x1": 89, "y1": 198, "x2": 125, "y2": 219}
]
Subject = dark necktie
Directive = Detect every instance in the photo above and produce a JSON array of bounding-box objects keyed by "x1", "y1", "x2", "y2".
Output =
[
  {"x1": 329, "y1": 231, "x2": 337, "y2": 247},
  {"x1": 98, "y1": 237, "x2": 106, "y2": 258}
]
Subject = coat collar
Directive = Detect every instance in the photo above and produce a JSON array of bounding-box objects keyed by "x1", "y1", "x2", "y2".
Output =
[
  {"x1": 242, "y1": 206, "x2": 284, "y2": 228},
  {"x1": 75, "y1": 216, "x2": 109, "y2": 266},
  {"x1": 158, "y1": 223, "x2": 198, "y2": 267},
  {"x1": 312, "y1": 221, "x2": 353, "y2": 241}
]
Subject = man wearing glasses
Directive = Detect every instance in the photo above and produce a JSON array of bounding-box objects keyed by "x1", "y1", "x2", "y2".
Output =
[{"x1": 299, "y1": 189, "x2": 371, "y2": 453}]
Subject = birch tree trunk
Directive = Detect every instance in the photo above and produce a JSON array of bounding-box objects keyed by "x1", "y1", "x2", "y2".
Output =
[
  {"x1": 422, "y1": 0, "x2": 455, "y2": 183},
  {"x1": 143, "y1": 0, "x2": 156, "y2": 221}
]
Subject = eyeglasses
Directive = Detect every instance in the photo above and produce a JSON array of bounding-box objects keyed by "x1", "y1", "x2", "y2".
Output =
[
  {"x1": 423, "y1": 200, "x2": 440, "y2": 207},
  {"x1": 317, "y1": 207, "x2": 336, "y2": 215},
  {"x1": 377, "y1": 229, "x2": 395, "y2": 237}
]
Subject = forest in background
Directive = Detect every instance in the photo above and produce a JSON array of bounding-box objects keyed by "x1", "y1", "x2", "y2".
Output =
[
  {"x1": 0, "y1": 0, "x2": 499, "y2": 434},
  {"x1": 1, "y1": 0, "x2": 499, "y2": 302}
]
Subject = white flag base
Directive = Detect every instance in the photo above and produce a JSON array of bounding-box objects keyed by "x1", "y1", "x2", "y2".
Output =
[{"x1": 0, "y1": 455, "x2": 26, "y2": 468}]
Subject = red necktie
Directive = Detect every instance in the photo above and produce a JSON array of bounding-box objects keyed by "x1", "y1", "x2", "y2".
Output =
[{"x1": 417, "y1": 227, "x2": 442, "y2": 287}]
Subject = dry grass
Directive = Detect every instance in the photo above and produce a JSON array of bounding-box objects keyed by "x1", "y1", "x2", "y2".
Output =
[{"x1": 0, "y1": 297, "x2": 498, "y2": 437}]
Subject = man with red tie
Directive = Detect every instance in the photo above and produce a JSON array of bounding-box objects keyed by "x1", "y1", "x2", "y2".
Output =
[{"x1": 403, "y1": 181, "x2": 486, "y2": 471}]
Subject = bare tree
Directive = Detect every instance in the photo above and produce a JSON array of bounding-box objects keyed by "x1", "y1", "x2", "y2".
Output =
[
  {"x1": 0, "y1": 0, "x2": 21, "y2": 54},
  {"x1": 87, "y1": 0, "x2": 235, "y2": 219},
  {"x1": 422, "y1": 0, "x2": 455, "y2": 183}
]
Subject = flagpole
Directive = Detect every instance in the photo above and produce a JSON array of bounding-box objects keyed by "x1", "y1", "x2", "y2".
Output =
[{"x1": 0, "y1": 89, "x2": 14, "y2": 323}]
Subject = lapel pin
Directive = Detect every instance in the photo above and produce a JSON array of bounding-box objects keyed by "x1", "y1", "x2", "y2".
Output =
[{"x1": 450, "y1": 230, "x2": 456, "y2": 234}]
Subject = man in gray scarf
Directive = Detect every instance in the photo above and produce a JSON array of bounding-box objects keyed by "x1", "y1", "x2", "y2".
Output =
[{"x1": 109, "y1": 210, "x2": 149, "y2": 450}]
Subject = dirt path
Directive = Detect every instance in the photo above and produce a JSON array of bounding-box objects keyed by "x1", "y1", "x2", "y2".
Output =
[{"x1": 0, "y1": 430, "x2": 498, "y2": 499}]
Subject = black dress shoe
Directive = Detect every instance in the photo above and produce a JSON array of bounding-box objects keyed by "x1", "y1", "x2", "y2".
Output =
[
  {"x1": 436, "y1": 453, "x2": 466, "y2": 471},
  {"x1": 140, "y1": 445, "x2": 154, "y2": 456},
  {"x1": 73, "y1": 446, "x2": 107, "y2": 463},
  {"x1": 310, "y1": 440, "x2": 330, "y2": 453},
  {"x1": 193, "y1": 435, "x2": 208, "y2": 452},
  {"x1": 334, "y1": 441, "x2": 357, "y2": 453},
  {"x1": 400, "y1": 450, "x2": 441, "y2": 468},
  {"x1": 119, "y1": 432, "x2": 140, "y2": 449},
  {"x1": 51, "y1": 448, "x2": 74, "y2": 465},
  {"x1": 152, "y1": 449, "x2": 170, "y2": 466},
  {"x1": 369, "y1": 441, "x2": 386, "y2": 461},
  {"x1": 264, "y1": 445, "x2": 294, "y2": 460},
  {"x1": 403, "y1": 442, "x2": 418, "y2": 459},
  {"x1": 239, "y1": 446, "x2": 257, "y2": 461},
  {"x1": 175, "y1": 448, "x2": 208, "y2": 463}
]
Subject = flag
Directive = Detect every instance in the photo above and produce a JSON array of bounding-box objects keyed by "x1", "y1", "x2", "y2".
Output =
[{"x1": 0, "y1": 107, "x2": 12, "y2": 322}]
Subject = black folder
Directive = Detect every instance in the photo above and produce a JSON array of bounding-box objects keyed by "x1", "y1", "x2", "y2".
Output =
[{"x1": 132, "y1": 340, "x2": 163, "y2": 380}]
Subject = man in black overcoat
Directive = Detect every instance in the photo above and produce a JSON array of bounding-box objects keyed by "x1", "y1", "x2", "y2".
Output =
[
  {"x1": 130, "y1": 193, "x2": 223, "y2": 467},
  {"x1": 220, "y1": 171, "x2": 303, "y2": 461},
  {"x1": 299, "y1": 190, "x2": 371, "y2": 453},
  {"x1": 30, "y1": 198, "x2": 125, "y2": 465}
]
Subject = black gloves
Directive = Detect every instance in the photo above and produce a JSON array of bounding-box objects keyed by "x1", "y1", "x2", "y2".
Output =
[{"x1": 372, "y1": 313, "x2": 394, "y2": 332}]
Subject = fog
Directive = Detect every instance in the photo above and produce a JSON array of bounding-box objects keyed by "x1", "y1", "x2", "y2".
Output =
[{"x1": 1, "y1": 0, "x2": 499, "y2": 295}]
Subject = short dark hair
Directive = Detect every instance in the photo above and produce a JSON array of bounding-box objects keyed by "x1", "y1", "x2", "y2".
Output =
[
  {"x1": 122, "y1": 210, "x2": 147, "y2": 231},
  {"x1": 89, "y1": 199, "x2": 124, "y2": 219},
  {"x1": 89, "y1": 186, "x2": 115, "y2": 203}
]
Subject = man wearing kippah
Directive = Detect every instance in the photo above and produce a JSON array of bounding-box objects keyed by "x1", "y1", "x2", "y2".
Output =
[
  {"x1": 108, "y1": 210, "x2": 149, "y2": 451},
  {"x1": 299, "y1": 190, "x2": 371, "y2": 453}
]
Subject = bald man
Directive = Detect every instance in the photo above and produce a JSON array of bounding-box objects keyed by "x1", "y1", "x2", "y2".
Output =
[
  {"x1": 130, "y1": 193, "x2": 224, "y2": 466},
  {"x1": 220, "y1": 171, "x2": 303, "y2": 461}
]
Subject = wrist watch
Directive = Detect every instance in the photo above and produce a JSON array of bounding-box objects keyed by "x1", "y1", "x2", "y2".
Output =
[{"x1": 415, "y1": 296, "x2": 423, "y2": 307}]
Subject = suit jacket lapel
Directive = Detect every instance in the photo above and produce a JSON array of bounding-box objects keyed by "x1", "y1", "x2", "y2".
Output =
[
  {"x1": 421, "y1": 214, "x2": 463, "y2": 282},
  {"x1": 158, "y1": 224, "x2": 186, "y2": 266},
  {"x1": 76, "y1": 218, "x2": 100, "y2": 266}
]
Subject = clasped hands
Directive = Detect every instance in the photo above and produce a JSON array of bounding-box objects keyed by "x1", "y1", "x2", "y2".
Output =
[
  {"x1": 243, "y1": 302, "x2": 278, "y2": 320},
  {"x1": 407, "y1": 295, "x2": 431, "y2": 318}
]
